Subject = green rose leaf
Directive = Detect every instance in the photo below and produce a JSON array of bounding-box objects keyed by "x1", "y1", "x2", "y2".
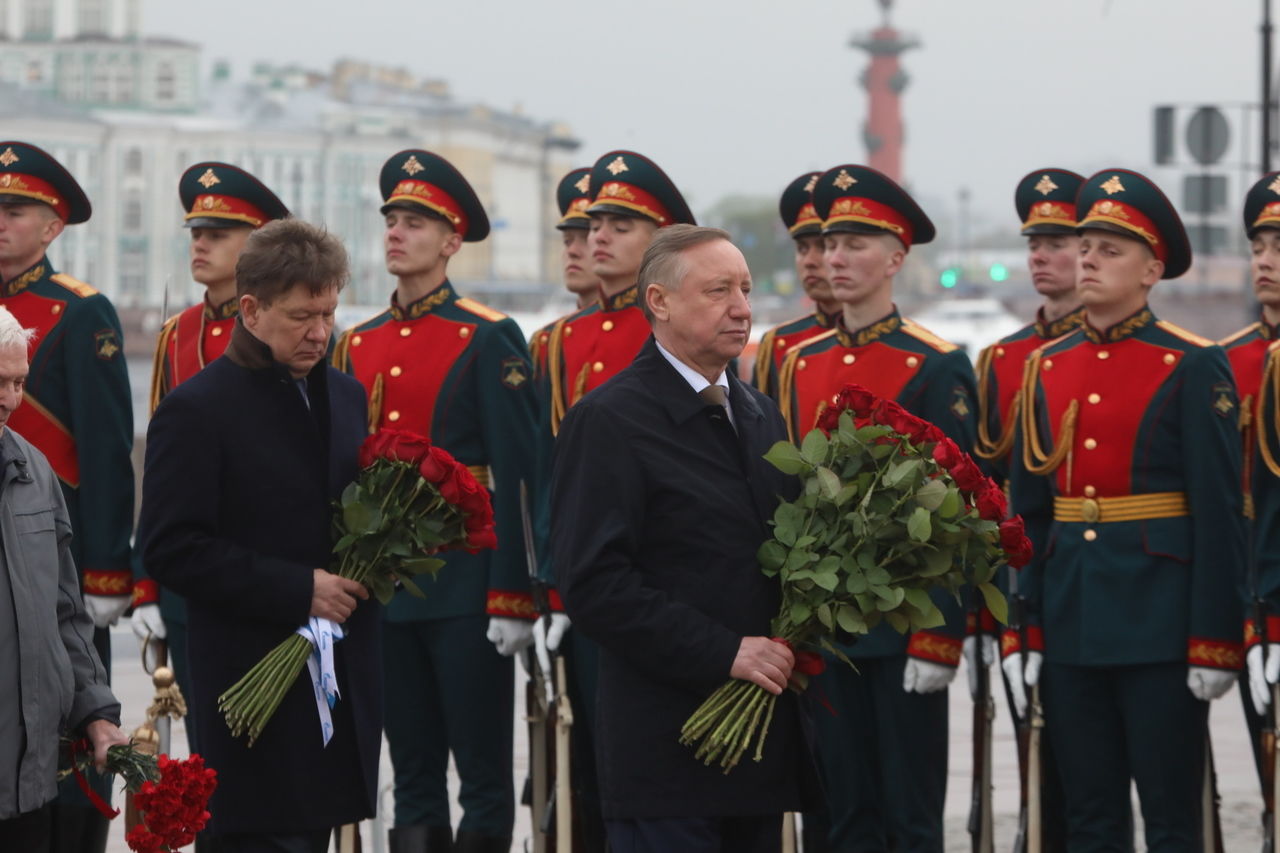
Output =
[
  {"x1": 342, "y1": 501, "x2": 382, "y2": 536},
  {"x1": 790, "y1": 601, "x2": 812, "y2": 625},
  {"x1": 938, "y1": 488, "x2": 963, "y2": 520},
  {"x1": 400, "y1": 556, "x2": 445, "y2": 576},
  {"x1": 758, "y1": 540, "x2": 787, "y2": 572},
  {"x1": 816, "y1": 602, "x2": 834, "y2": 629},
  {"x1": 816, "y1": 466, "x2": 842, "y2": 502},
  {"x1": 398, "y1": 577, "x2": 427, "y2": 599},
  {"x1": 764, "y1": 440, "x2": 810, "y2": 475},
  {"x1": 903, "y1": 587, "x2": 933, "y2": 613},
  {"x1": 801, "y1": 429, "x2": 830, "y2": 467},
  {"x1": 884, "y1": 610, "x2": 910, "y2": 634},
  {"x1": 884, "y1": 458, "x2": 921, "y2": 487},
  {"x1": 865, "y1": 565, "x2": 891, "y2": 586},
  {"x1": 907, "y1": 506, "x2": 933, "y2": 542},
  {"x1": 914, "y1": 478, "x2": 948, "y2": 511},
  {"x1": 836, "y1": 604, "x2": 866, "y2": 634},
  {"x1": 920, "y1": 547, "x2": 953, "y2": 577},
  {"x1": 978, "y1": 581, "x2": 1009, "y2": 624},
  {"x1": 845, "y1": 571, "x2": 869, "y2": 595},
  {"x1": 813, "y1": 571, "x2": 839, "y2": 592}
]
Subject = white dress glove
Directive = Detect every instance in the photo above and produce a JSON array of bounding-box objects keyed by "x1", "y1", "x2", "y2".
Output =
[
  {"x1": 962, "y1": 635, "x2": 999, "y2": 699},
  {"x1": 83, "y1": 594, "x2": 130, "y2": 629},
  {"x1": 1248, "y1": 643, "x2": 1280, "y2": 715},
  {"x1": 902, "y1": 658, "x2": 956, "y2": 694},
  {"x1": 1187, "y1": 666, "x2": 1236, "y2": 702},
  {"x1": 486, "y1": 617, "x2": 534, "y2": 657},
  {"x1": 1001, "y1": 650, "x2": 1043, "y2": 717},
  {"x1": 131, "y1": 603, "x2": 167, "y2": 641},
  {"x1": 534, "y1": 612, "x2": 571, "y2": 654}
]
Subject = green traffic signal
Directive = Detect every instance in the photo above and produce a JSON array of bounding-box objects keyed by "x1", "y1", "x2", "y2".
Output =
[
  {"x1": 989, "y1": 263, "x2": 1008, "y2": 282},
  {"x1": 940, "y1": 267, "x2": 959, "y2": 288}
]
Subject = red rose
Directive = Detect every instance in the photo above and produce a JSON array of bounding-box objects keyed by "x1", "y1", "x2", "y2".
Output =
[
  {"x1": 419, "y1": 446, "x2": 455, "y2": 484},
  {"x1": 794, "y1": 650, "x2": 827, "y2": 676},
  {"x1": 975, "y1": 485, "x2": 1008, "y2": 521},
  {"x1": 466, "y1": 525, "x2": 498, "y2": 552},
  {"x1": 921, "y1": 424, "x2": 945, "y2": 445},
  {"x1": 932, "y1": 437, "x2": 962, "y2": 470},
  {"x1": 834, "y1": 385, "x2": 878, "y2": 419},
  {"x1": 360, "y1": 429, "x2": 432, "y2": 467},
  {"x1": 437, "y1": 467, "x2": 464, "y2": 505},
  {"x1": 816, "y1": 404, "x2": 841, "y2": 434},
  {"x1": 999, "y1": 517, "x2": 1034, "y2": 567},
  {"x1": 950, "y1": 455, "x2": 987, "y2": 494}
]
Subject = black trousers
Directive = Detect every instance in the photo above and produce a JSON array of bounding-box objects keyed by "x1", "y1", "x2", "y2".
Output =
[
  {"x1": 1041, "y1": 661, "x2": 1207, "y2": 853},
  {"x1": 210, "y1": 828, "x2": 330, "y2": 853},
  {"x1": 606, "y1": 815, "x2": 782, "y2": 853},
  {"x1": 0, "y1": 804, "x2": 51, "y2": 852}
]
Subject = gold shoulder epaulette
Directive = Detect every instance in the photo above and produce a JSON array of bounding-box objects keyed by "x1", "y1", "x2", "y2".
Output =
[
  {"x1": 455, "y1": 297, "x2": 507, "y2": 323},
  {"x1": 1218, "y1": 322, "x2": 1262, "y2": 348},
  {"x1": 49, "y1": 273, "x2": 98, "y2": 298},
  {"x1": 900, "y1": 319, "x2": 959, "y2": 353},
  {"x1": 1156, "y1": 320, "x2": 1213, "y2": 348},
  {"x1": 792, "y1": 327, "x2": 839, "y2": 353}
]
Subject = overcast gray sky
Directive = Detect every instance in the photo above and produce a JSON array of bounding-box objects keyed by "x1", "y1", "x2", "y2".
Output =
[{"x1": 142, "y1": 0, "x2": 1256, "y2": 237}]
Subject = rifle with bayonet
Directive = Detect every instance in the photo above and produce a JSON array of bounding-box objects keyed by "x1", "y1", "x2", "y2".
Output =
[
  {"x1": 969, "y1": 595, "x2": 994, "y2": 853},
  {"x1": 1010, "y1": 585, "x2": 1032, "y2": 853},
  {"x1": 520, "y1": 482, "x2": 556, "y2": 853},
  {"x1": 1262, "y1": 595, "x2": 1278, "y2": 853}
]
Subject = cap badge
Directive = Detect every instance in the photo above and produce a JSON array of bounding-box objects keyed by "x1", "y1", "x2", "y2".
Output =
[
  {"x1": 606, "y1": 156, "x2": 629, "y2": 176},
  {"x1": 0, "y1": 147, "x2": 18, "y2": 168},
  {"x1": 573, "y1": 173, "x2": 591, "y2": 194},
  {"x1": 1034, "y1": 174, "x2": 1058, "y2": 196},
  {"x1": 833, "y1": 169, "x2": 857, "y2": 191},
  {"x1": 803, "y1": 174, "x2": 819, "y2": 193},
  {"x1": 402, "y1": 155, "x2": 425, "y2": 176},
  {"x1": 1100, "y1": 175, "x2": 1125, "y2": 196},
  {"x1": 197, "y1": 168, "x2": 220, "y2": 189}
]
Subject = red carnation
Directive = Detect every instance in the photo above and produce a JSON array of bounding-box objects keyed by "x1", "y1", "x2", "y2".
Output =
[
  {"x1": 932, "y1": 437, "x2": 962, "y2": 470},
  {"x1": 975, "y1": 485, "x2": 1008, "y2": 521}
]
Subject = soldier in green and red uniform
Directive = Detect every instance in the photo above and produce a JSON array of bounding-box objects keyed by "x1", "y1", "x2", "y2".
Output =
[
  {"x1": 529, "y1": 167, "x2": 598, "y2": 380},
  {"x1": 754, "y1": 171, "x2": 840, "y2": 398},
  {"x1": 130, "y1": 162, "x2": 289, "y2": 759},
  {"x1": 1225, "y1": 172, "x2": 1280, "y2": 789},
  {"x1": 333, "y1": 149, "x2": 538, "y2": 853},
  {"x1": 777, "y1": 164, "x2": 976, "y2": 852},
  {"x1": 0, "y1": 141, "x2": 134, "y2": 853},
  {"x1": 1005, "y1": 168, "x2": 1245, "y2": 849},
  {"x1": 971, "y1": 167, "x2": 1085, "y2": 852}
]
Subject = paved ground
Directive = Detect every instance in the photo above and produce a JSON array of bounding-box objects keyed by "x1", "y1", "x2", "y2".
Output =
[{"x1": 103, "y1": 625, "x2": 1267, "y2": 852}]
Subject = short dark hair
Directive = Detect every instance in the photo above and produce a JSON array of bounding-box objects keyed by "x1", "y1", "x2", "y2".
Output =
[
  {"x1": 637, "y1": 224, "x2": 733, "y2": 322},
  {"x1": 236, "y1": 219, "x2": 349, "y2": 303}
]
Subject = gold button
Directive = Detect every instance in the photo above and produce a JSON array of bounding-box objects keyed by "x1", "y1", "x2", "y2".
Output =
[
  {"x1": 564, "y1": 326, "x2": 573, "y2": 337},
  {"x1": 592, "y1": 361, "x2": 604, "y2": 373},
  {"x1": 388, "y1": 410, "x2": 401, "y2": 422},
  {"x1": 1163, "y1": 353, "x2": 1176, "y2": 365},
  {"x1": 798, "y1": 359, "x2": 807, "y2": 370},
  {"x1": 352, "y1": 335, "x2": 362, "y2": 346},
  {"x1": 1097, "y1": 350, "x2": 1110, "y2": 360},
  {"x1": 1081, "y1": 498, "x2": 1101, "y2": 524},
  {"x1": 906, "y1": 356, "x2": 919, "y2": 368},
  {"x1": 1087, "y1": 393, "x2": 1101, "y2": 404},
  {"x1": 602, "y1": 320, "x2": 614, "y2": 332},
  {"x1": 51, "y1": 304, "x2": 61, "y2": 315},
  {"x1": 210, "y1": 326, "x2": 223, "y2": 336},
  {"x1": 400, "y1": 328, "x2": 411, "y2": 337},
  {"x1": 776, "y1": 338, "x2": 787, "y2": 349},
  {"x1": 539, "y1": 333, "x2": 548, "y2": 344},
  {"x1": 390, "y1": 366, "x2": 402, "y2": 377},
  {"x1": 459, "y1": 327, "x2": 470, "y2": 338},
  {"x1": 843, "y1": 354, "x2": 855, "y2": 365},
  {"x1": 1083, "y1": 438, "x2": 1097, "y2": 450},
  {"x1": 1043, "y1": 359, "x2": 1054, "y2": 371},
  {"x1": 1084, "y1": 485, "x2": 1097, "y2": 497},
  {"x1": 995, "y1": 347, "x2": 1005, "y2": 358},
  {"x1": 1083, "y1": 529, "x2": 1098, "y2": 542}
]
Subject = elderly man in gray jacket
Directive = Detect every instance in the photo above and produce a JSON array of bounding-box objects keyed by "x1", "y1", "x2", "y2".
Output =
[{"x1": 0, "y1": 305, "x2": 129, "y2": 851}]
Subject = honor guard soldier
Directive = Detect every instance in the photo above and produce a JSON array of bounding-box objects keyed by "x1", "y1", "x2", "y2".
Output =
[
  {"x1": 1006, "y1": 169, "x2": 1245, "y2": 850},
  {"x1": 777, "y1": 164, "x2": 976, "y2": 852},
  {"x1": 1228, "y1": 172, "x2": 1280, "y2": 784},
  {"x1": 754, "y1": 171, "x2": 840, "y2": 397},
  {"x1": 529, "y1": 167, "x2": 598, "y2": 380},
  {"x1": 131, "y1": 162, "x2": 289, "y2": 757},
  {"x1": 0, "y1": 141, "x2": 134, "y2": 853},
  {"x1": 333, "y1": 149, "x2": 539, "y2": 853}
]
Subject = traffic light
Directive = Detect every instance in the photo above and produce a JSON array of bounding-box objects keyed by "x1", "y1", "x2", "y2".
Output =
[
  {"x1": 989, "y1": 263, "x2": 1008, "y2": 282},
  {"x1": 939, "y1": 267, "x2": 959, "y2": 288}
]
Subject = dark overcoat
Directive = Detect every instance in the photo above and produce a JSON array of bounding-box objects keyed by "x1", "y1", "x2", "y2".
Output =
[
  {"x1": 552, "y1": 337, "x2": 818, "y2": 819},
  {"x1": 139, "y1": 321, "x2": 379, "y2": 835}
]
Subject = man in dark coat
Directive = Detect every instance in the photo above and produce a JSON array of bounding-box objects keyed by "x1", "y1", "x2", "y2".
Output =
[
  {"x1": 552, "y1": 224, "x2": 817, "y2": 853},
  {"x1": 139, "y1": 219, "x2": 378, "y2": 853}
]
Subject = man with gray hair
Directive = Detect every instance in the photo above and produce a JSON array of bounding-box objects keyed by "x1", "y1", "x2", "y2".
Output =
[
  {"x1": 552, "y1": 225, "x2": 818, "y2": 852},
  {"x1": 0, "y1": 305, "x2": 130, "y2": 851}
]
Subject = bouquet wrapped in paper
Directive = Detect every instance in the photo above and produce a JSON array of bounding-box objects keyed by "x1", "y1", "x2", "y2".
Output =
[
  {"x1": 219, "y1": 429, "x2": 496, "y2": 745},
  {"x1": 680, "y1": 384, "x2": 1032, "y2": 771}
]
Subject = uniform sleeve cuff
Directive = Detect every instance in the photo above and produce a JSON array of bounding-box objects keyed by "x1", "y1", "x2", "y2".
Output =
[
  {"x1": 1245, "y1": 616, "x2": 1280, "y2": 648},
  {"x1": 131, "y1": 579, "x2": 159, "y2": 606},
  {"x1": 547, "y1": 587, "x2": 565, "y2": 613},
  {"x1": 965, "y1": 608, "x2": 998, "y2": 635},
  {"x1": 486, "y1": 589, "x2": 537, "y2": 620},
  {"x1": 1000, "y1": 626, "x2": 1044, "y2": 658},
  {"x1": 906, "y1": 631, "x2": 962, "y2": 667},
  {"x1": 83, "y1": 569, "x2": 131, "y2": 597},
  {"x1": 1187, "y1": 637, "x2": 1243, "y2": 670}
]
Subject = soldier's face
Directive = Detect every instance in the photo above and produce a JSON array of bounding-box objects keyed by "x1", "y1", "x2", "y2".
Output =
[
  {"x1": 561, "y1": 228, "x2": 596, "y2": 296},
  {"x1": 794, "y1": 234, "x2": 832, "y2": 306},
  {"x1": 0, "y1": 342, "x2": 28, "y2": 434},
  {"x1": 1026, "y1": 234, "x2": 1079, "y2": 300},
  {"x1": 588, "y1": 213, "x2": 657, "y2": 285},
  {"x1": 1076, "y1": 230, "x2": 1162, "y2": 309},
  {"x1": 384, "y1": 209, "x2": 461, "y2": 278},
  {"x1": 190, "y1": 226, "x2": 252, "y2": 289},
  {"x1": 1251, "y1": 230, "x2": 1280, "y2": 309},
  {"x1": 0, "y1": 203, "x2": 62, "y2": 270},
  {"x1": 647, "y1": 239, "x2": 752, "y2": 374},
  {"x1": 823, "y1": 232, "x2": 904, "y2": 306},
  {"x1": 240, "y1": 282, "x2": 338, "y2": 379}
]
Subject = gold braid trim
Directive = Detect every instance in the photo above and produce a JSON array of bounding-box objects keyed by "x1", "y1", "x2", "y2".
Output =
[
  {"x1": 753, "y1": 328, "x2": 776, "y2": 389},
  {"x1": 547, "y1": 318, "x2": 569, "y2": 436},
  {"x1": 1019, "y1": 348, "x2": 1078, "y2": 476},
  {"x1": 973, "y1": 344, "x2": 1020, "y2": 460},
  {"x1": 1259, "y1": 347, "x2": 1280, "y2": 477},
  {"x1": 331, "y1": 330, "x2": 352, "y2": 370},
  {"x1": 147, "y1": 318, "x2": 177, "y2": 417},
  {"x1": 571, "y1": 362, "x2": 591, "y2": 407},
  {"x1": 367, "y1": 373, "x2": 384, "y2": 435},
  {"x1": 777, "y1": 347, "x2": 802, "y2": 443}
]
